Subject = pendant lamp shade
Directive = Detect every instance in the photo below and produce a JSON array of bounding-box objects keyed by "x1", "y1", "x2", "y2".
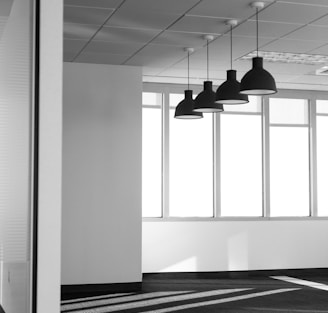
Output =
[
  {"x1": 193, "y1": 35, "x2": 223, "y2": 113},
  {"x1": 240, "y1": 57, "x2": 277, "y2": 95},
  {"x1": 194, "y1": 81, "x2": 224, "y2": 112},
  {"x1": 240, "y1": 2, "x2": 277, "y2": 96},
  {"x1": 216, "y1": 70, "x2": 249, "y2": 104},
  {"x1": 215, "y1": 20, "x2": 249, "y2": 104},
  {"x1": 174, "y1": 90, "x2": 203, "y2": 119},
  {"x1": 174, "y1": 47, "x2": 203, "y2": 119}
]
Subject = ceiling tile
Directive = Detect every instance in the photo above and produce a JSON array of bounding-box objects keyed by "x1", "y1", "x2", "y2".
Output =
[
  {"x1": 172, "y1": 51, "x2": 230, "y2": 72},
  {"x1": 120, "y1": 0, "x2": 200, "y2": 14},
  {"x1": 261, "y1": 38, "x2": 325, "y2": 53},
  {"x1": 64, "y1": 0, "x2": 124, "y2": 9},
  {"x1": 74, "y1": 52, "x2": 129, "y2": 65},
  {"x1": 257, "y1": 2, "x2": 328, "y2": 24},
  {"x1": 93, "y1": 26, "x2": 160, "y2": 43},
  {"x1": 152, "y1": 31, "x2": 218, "y2": 48},
  {"x1": 106, "y1": 10, "x2": 180, "y2": 30},
  {"x1": 307, "y1": 43, "x2": 328, "y2": 55},
  {"x1": 159, "y1": 67, "x2": 227, "y2": 81},
  {"x1": 125, "y1": 44, "x2": 186, "y2": 67},
  {"x1": 142, "y1": 67, "x2": 163, "y2": 76},
  {"x1": 64, "y1": 6, "x2": 114, "y2": 25},
  {"x1": 168, "y1": 16, "x2": 226, "y2": 34},
  {"x1": 233, "y1": 20, "x2": 301, "y2": 39},
  {"x1": 219, "y1": 35, "x2": 274, "y2": 59},
  {"x1": 253, "y1": 61, "x2": 318, "y2": 75},
  {"x1": 188, "y1": 0, "x2": 274, "y2": 19},
  {"x1": 64, "y1": 39, "x2": 88, "y2": 56},
  {"x1": 83, "y1": 40, "x2": 145, "y2": 55},
  {"x1": 64, "y1": 23, "x2": 99, "y2": 40},
  {"x1": 170, "y1": 35, "x2": 273, "y2": 71},
  {"x1": 310, "y1": 14, "x2": 328, "y2": 26},
  {"x1": 277, "y1": 0, "x2": 328, "y2": 7},
  {"x1": 284, "y1": 25, "x2": 328, "y2": 41},
  {"x1": 64, "y1": 51, "x2": 78, "y2": 62}
]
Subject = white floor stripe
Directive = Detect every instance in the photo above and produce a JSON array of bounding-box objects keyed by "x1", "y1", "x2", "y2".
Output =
[
  {"x1": 271, "y1": 276, "x2": 328, "y2": 291},
  {"x1": 61, "y1": 293, "x2": 134, "y2": 305},
  {"x1": 63, "y1": 288, "x2": 250, "y2": 313},
  {"x1": 139, "y1": 288, "x2": 300, "y2": 313},
  {"x1": 61, "y1": 291, "x2": 192, "y2": 311}
]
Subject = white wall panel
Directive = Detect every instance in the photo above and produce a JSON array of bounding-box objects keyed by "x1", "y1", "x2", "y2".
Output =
[
  {"x1": 143, "y1": 220, "x2": 328, "y2": 272},
  {"x1": 62, "y1": 63, "x2": 142, "y2": 285}
]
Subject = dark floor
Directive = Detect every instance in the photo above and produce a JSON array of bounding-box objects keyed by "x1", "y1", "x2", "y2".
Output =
[{"x1": 61, "y1": 269, "x2": 328, "y2": 313}]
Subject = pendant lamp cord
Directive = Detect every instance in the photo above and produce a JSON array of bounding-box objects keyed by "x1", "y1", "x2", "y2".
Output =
[
  {"x1": 187, "y1": 50, "x2": 190, "y2": 90},
  {"x1": 230, "y1": 25, "x2": 233, "y2": 70},
  {"x1": 207, "y1": 38, "x2": 209, "y2": 81},
  {"x1": 256, "y1": 8, "x2": 259, "y2": 57}
]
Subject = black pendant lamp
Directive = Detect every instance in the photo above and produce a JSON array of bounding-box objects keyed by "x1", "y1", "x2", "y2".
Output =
[
  {"x1": 174, "y1": 48, "x2": 203, "y2": 119},
  {"x1": 216, "y1": 20, "x2": 249, "y2": 104},
  {"x1": 240, "y1": 1, "x2": 277, "y2": 95},
  {"x1": 193, "y1": 35, "x2": 223, "y2": 113}
]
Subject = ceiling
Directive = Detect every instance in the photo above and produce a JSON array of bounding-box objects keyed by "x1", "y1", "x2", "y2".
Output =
[{"x1": 64, "y1": 0, "x2": 328, "y2": 90}]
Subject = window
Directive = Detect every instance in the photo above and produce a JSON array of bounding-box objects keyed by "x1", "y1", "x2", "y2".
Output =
[
  {"x1": 220, "y1": 97, "x2": 263, "y2": 217},
  {"x1": 142, "y1": 93, "x2": 162, "y2": 217},
  {"x1": 169, "y1": 94, "x2": 214, "y2": 217},
  {"x1": 142, "y1": 87, "x2": 328, "y2": 220},
  {"x1": 316, "y1": 100, "x2": 328, "y2": 216},
  {"x1": 269, "y1": 98, "x2": 310, "y2": 217}
]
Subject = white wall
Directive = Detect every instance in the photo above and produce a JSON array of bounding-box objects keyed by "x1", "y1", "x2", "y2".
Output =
[
  {"x1": 62, "y1": 62, "x2": 142, "y2": 285},
  {"x1": 143, "y1": 220, "x2": 328, "y2": 272}
]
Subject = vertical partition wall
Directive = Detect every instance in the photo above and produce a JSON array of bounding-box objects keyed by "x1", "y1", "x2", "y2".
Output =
[{"x1": 0, "y1": 0, "x2": 37, "y2": 312}]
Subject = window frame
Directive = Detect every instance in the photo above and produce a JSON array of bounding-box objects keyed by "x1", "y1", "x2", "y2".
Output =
[
  {"x1": 143, "y1": 83, "x2": 328, "y2": 221},
  {"x1": 314, "y1": 100, "x2": 328, "y2": 217}
]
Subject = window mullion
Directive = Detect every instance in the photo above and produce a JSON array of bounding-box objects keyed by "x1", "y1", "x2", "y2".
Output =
[
  {"x1": 309, "y1": 96, "x2": 317, "y2": 217},
  {"x1": 214, "y1": 113, "x2": 221, "y2": 218},
  {"x1": 162, "y1": 89, "x2": 170, "y2": 218},
  {"x1": 263, "y1": 96, "x2": 270, "y2": 218}
]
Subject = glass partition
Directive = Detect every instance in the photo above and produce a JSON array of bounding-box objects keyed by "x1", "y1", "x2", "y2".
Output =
[{"x1": 0, "y1": 0, "x2": 36, "y2": 312}]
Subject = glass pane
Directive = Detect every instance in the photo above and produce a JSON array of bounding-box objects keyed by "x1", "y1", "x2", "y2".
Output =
[
  {"x1": 142, "y1": 92, "x2": 161, "y2": 106},
  {"x1": 142, "y1": 94, "x2": 162, "y2": 217},
  {"x1": 0, "y1": 0, "x2": 34, "y2": 311},
  {"x1": 317, "y1": 100, "x2": 328, "y2": 114},
  {"x1": 317, "y1": 116, "x2": 328, "y2": 216},
  {"x1": 169, "y1": 93, "x2": 213, "y2": 217},
  {"x1": 221, "y1": 115, "x2": 262, "y2": 216},
  {"x1": 223, "y1": 96, "x2": 261, "y2": 113},
  {"x1": 270, "y1": 98, "x2": 308, "y2": 125},
  {"x1": 270, "y1": 127, "x2": 310, "y2": 217}
]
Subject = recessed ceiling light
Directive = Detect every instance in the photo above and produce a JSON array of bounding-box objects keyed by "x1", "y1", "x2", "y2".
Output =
[{"x1": 239, "y1": 51, "x2": 328, "y2": 65}]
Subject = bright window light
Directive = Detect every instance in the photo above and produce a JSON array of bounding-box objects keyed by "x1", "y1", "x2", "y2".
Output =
[
  {"x1": 169, "y1": 93, "x2": 214, "y2": 217},
  {"x1": 317, "y1": 100, "x2": 328, "y2": 114},
  {"x1": 221, "y1": 114, "x2": 262, "y2": 216},
  {"x1": 270, "y1": 98, "x2": 308, "y2": 125},
  {"x1": 269, "y1": 98, "x2": 310, "y2": 217},
  {"x1": 142, "y1": 93, "x2": 162, "y2": 217},
  {"x1": 317, "y1": 114, "x2": 328, "y2": 216}
]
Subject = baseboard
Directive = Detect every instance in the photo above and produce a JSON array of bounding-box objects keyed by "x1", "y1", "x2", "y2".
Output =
[
  {"x1": 143, "y1": 267, "x2": 328, "y2": 280},
  {"x1": 61, "y1": 282, "x2": 142, "y2": 300}
]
